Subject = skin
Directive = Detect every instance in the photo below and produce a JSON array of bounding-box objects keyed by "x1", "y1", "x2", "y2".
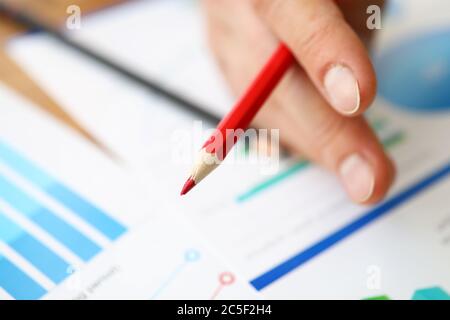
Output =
[{"x1": 202, "y1": 0, "x2": 395, "y2": 204}]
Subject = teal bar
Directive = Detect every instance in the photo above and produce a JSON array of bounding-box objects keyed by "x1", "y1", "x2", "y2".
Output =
[
  {"x1": 236, "y1": 161, "x2": 310, "y2": 203},
  {"x1": 412, "y1": 287, "x2": 450, "y2": 300},
  {"x1": 236, "y1": 131, "x2": 406, "y2": 203},
  {"x1": 370, "y1": 117, "x2": 389, "y2": 132}
]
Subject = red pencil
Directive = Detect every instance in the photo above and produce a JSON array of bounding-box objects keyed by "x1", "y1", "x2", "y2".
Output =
[{"x1": 181, "y1": 43, "x2": 295, "y2": 195}]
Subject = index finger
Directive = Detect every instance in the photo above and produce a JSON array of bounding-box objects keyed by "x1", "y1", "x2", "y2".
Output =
[{"x1": 252, "y1": 0, "x2": 377, "y2": 116}]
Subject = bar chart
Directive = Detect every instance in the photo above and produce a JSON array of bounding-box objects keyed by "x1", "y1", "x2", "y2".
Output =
[{"x1": 0, "y1": 141, "x2": 127, "y2": 300}]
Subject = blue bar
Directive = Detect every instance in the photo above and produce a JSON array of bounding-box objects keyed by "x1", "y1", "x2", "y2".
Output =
[
  {"x1": 0, "y1": 141, "x2": 127, "y2": 240},
  {"x1": 250, "y1": 161, "x2": 450, "y2": 291},
  {"x1": 0, "y1": 213, "x2": 71, "y2": 283},
  {"x1": 0, "y1": 142, "x2": 53, "y2": 187},
  {"x1": 47, "y1": 185, "x2": 126, "y2": 240},
  {"x1": 32, "y1": 208, "x2": 101, "y2": 261},
  {"x1": 10, "y1": 234, "x2": 71, "y2": 283},
  {"x1": 0, "y1": 175, "x2": 101, "y2": 261},
  {"x1": 0, "y1": 256, "x2": 46, "y2": 300}
]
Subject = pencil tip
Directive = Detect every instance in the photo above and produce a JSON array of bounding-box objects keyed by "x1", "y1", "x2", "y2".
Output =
[{"x1": 180, "y1": 178, "x2": 196, "y2": 196}]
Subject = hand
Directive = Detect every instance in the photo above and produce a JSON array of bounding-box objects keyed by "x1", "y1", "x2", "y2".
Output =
[{"x1": 202, "y1": 0, "x2": 395, "y2": 204}]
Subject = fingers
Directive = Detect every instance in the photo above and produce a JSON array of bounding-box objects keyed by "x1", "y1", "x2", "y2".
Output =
[
  {"x1": 252, "y1": 0, "x2": 377, "y2": 116},
  {"x1": 254, "y1": 66, "x2": 395, "y2": 204},
  {"x1": 203, "y1": 0, "x2": 395, "y2": 203}
]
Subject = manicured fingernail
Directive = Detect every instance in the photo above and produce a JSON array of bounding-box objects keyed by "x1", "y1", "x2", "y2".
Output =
[
  {"x1": 339, "y1": 154, "x2": 375, "y2": 203},
  {"x1": 324, "y1": 64, "x2": 360, "y2": 114}
]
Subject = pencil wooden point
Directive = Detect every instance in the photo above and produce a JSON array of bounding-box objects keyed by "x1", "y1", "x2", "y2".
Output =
[{"x1": 180, "y1": 177, "x2": 196, "y2": 195}]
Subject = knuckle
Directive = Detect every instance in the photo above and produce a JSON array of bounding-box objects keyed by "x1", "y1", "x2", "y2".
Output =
[
  {"x1": 308, "y1": 115, "x2": 348, "y2": 156},
  {"x1": 292, "y1": 17, "x2": 339, "y2": 60}
]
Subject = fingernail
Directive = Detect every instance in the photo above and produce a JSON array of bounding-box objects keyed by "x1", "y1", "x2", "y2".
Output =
[
  {"x1": 339, "y1": 154, "x2": 375, "y2": 203},
  {"x1": 324, "y1": 64, "x2": 360, "y2": 114}
]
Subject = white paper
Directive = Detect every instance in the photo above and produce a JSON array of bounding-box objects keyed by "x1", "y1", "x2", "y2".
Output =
[
  {"x1": 7, "y1": 0, "x2": 450, "y2": 299},
  {"x1": 0, "y1": 84, "x2": 259, "y2": 300}
]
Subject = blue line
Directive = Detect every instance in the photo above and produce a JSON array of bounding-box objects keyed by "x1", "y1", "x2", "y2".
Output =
[
  {"x1": 150, "y1": 262, "x2": 186, "y2": 300},
  {"x1": 250, "y1": 161, "x2": 450, "y2": 291},
  {"x1": 150, "y1": 249, "x2": 201, "y2": 299}
]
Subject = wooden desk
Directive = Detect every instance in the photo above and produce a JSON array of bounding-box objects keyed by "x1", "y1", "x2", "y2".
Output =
[{"x1": 0, "y1": 0, "x2": 124, "y2": 151}]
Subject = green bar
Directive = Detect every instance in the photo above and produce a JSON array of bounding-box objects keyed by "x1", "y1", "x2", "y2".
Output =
[
  {"x1": 371, "y1": 117, "x2": 389, "y2": 132},
  {"x1": 364, "y1": 295, "x2": 391, "y2": 300},
  {"x1": 383, "y1": 131, "x2": 406, "y2": 149}
]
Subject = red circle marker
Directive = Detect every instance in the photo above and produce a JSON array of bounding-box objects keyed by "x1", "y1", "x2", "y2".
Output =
[{"x1": 219, "y1": 272, "x2": 235, "y2": 286}]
